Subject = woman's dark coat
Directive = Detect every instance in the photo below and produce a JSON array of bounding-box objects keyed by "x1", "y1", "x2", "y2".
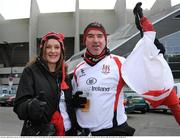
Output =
[{"x1": 13, "y1": 57, "x2": 77, "y2": 135}]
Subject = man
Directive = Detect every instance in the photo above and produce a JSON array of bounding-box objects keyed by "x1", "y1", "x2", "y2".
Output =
[
  {"x1": 71, "y1": 22, "x2": 135, "y2": 136},
  {"x1": 71, "y1": 4, "x2": 180, "y2": 136}
]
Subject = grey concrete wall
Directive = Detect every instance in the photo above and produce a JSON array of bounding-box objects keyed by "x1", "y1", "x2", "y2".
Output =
[
  {"x1": 29, "y1": 0, "x2": 40, "y2": 59},
  {"x1": 114, "y1": 0, "x2": 127, "y2": 28},
  {"x1": 38, "y1": 10, "x2": 118, "y2": 37},
  {"x1": 0, "y1": 14, "x2": 3, "y2": 42},
  {"x1": 0, "y1": 11, "x2": 118, "y2": 42},
  {"x1": 79, "y1": 10, "x2": 118, "y2": 34},
  {"x1": 38, "y1": 12, "x2": 75, "y2": 37},
  {"x1": 0, "y1": 19, "x2": 29, "y2": 43},
  {"x1": 74, "y1": 0, "x2": 80, "y2": 53}
]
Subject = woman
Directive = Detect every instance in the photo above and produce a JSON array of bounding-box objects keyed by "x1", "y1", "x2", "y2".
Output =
[{"x1": 13, "y1": 32, "x2": 77, "y2": 136}]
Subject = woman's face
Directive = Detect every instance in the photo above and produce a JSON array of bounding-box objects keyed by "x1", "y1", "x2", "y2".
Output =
[{"x1": 43, "y1": 39, "x2": 61, "y2": 65}]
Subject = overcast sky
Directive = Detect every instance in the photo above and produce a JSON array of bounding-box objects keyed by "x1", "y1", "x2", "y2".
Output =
[{"x1": 0, "y1": 0, "x2": 180, "y2": 20}]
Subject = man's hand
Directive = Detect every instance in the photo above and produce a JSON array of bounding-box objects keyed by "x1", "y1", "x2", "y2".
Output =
[
  {"x1": 133, "y1": 2, "x2": 143, "y2": 36},
  {"x1": 73, "y1": 91, "x2": 87, "y2": 108},
  {"x1": 133, "y1": 2, "x2": 143, "y2": 18}
]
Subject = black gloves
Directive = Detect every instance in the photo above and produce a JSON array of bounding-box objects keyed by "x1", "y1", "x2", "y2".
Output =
[
  {"x1": 27, "y1": 93, "x2": 48, "y2": 123},
  {"x1": 133, "y1": 2, "x2": 155, "y2": 33},
  {"x1": 72, "y1": 91, "x2": 87, "y2": 108},
  {"x1": 133, "y1": 2, "x2": 143, "y2": 18},
  {"x1": 133, "y1": 2, "x2": 143, "y2": 37},
  {"x1": 154, "y1": 38, "x2": 166, "y2": 55}
]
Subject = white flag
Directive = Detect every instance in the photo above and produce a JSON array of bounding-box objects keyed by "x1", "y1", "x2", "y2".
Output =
[{"x1": 121, "y1": 32, "x2": 174, "y2": 107}]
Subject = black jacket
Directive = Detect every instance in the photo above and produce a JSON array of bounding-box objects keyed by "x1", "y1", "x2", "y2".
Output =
[{"x1": 13, "y1": 57, "x2": 77, "y2": 135}]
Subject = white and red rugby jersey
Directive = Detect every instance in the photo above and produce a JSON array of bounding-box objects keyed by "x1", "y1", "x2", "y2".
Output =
[{"x1": 72, "y1": 54, "x2": 126, "y2": 132}]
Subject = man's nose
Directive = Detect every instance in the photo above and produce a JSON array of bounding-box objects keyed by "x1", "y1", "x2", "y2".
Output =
[{"x1": 93, "y1": 36, "x2": 98, "y2": 42}]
